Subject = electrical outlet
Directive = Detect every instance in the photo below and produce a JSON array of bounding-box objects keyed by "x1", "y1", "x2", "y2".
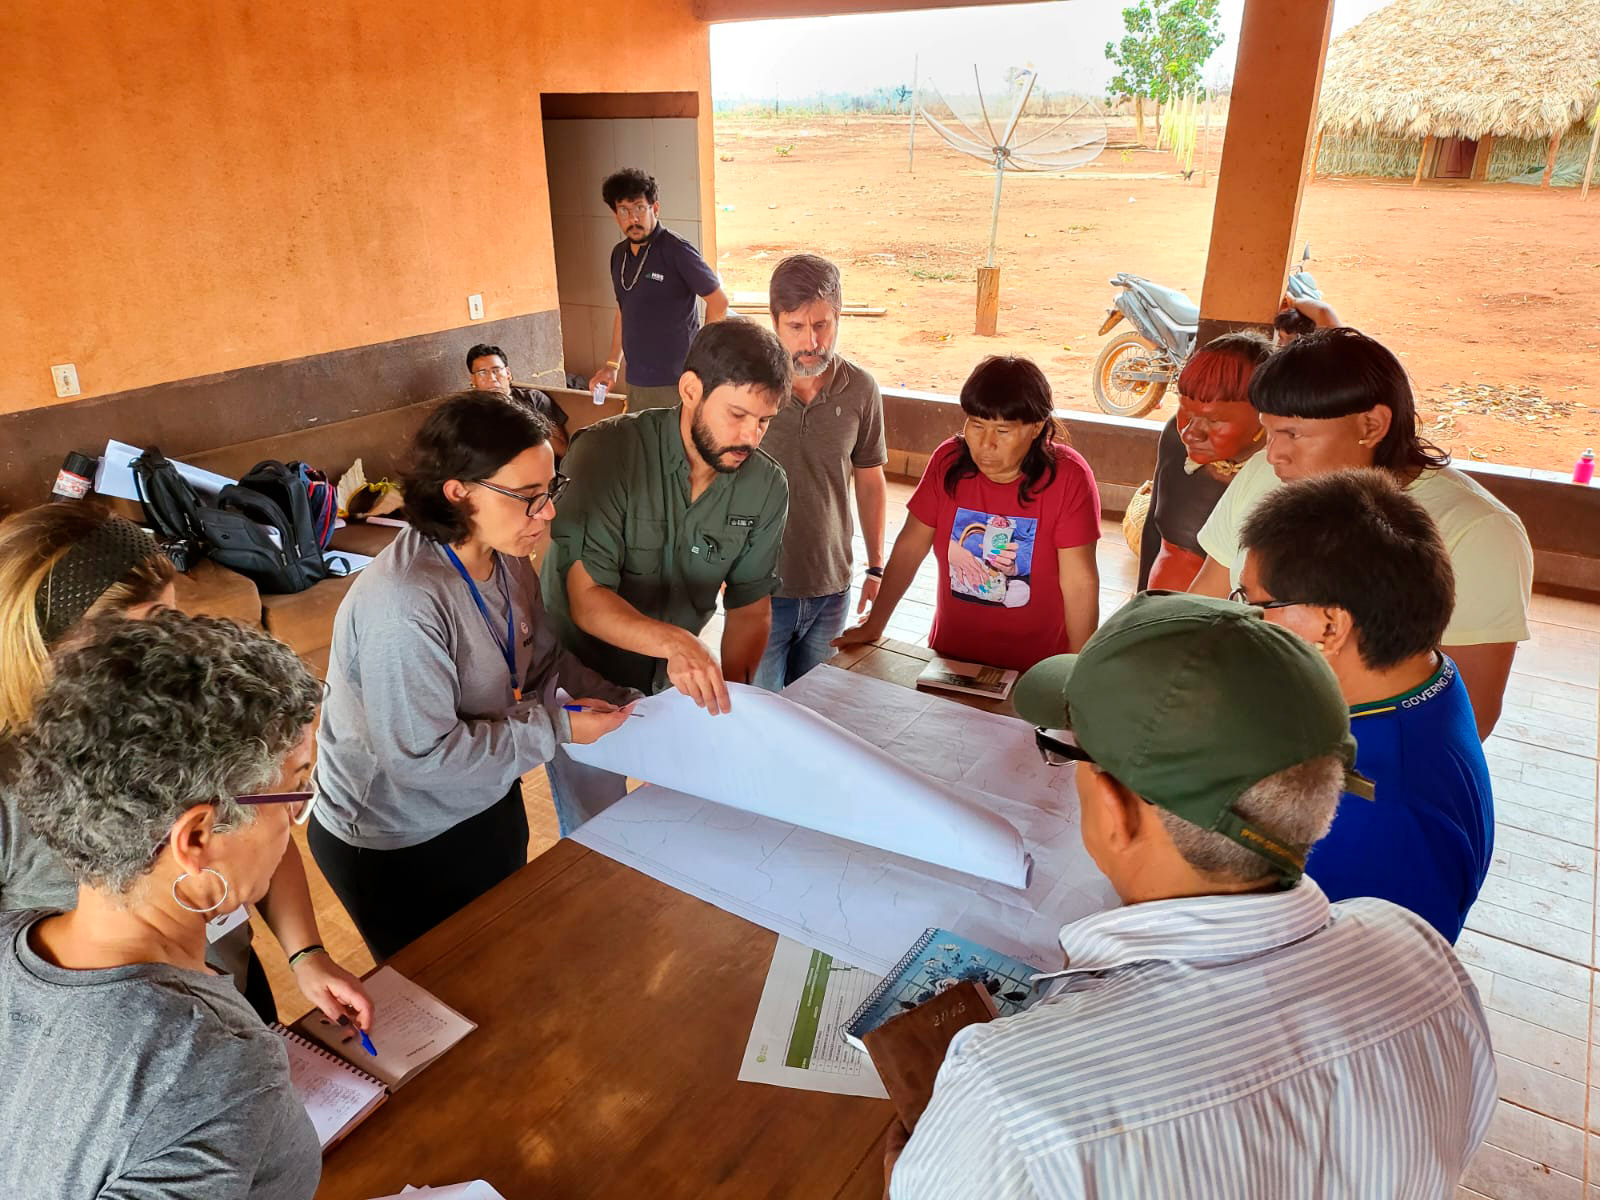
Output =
[
  {"x1": 51, "y1": 363, "x2": 80, "y2": 398},
  {"x1": 468, "y1": 294, "x2": 484, "y2": 320}
]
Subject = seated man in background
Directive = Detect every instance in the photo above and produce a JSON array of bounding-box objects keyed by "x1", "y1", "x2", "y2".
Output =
[
  {"x1": 1236, "y1": 469, "x2": 1492, "y2": 943},
  {"x1": 466, "y1": 342, "x2": 569, "y2": 459},
  {"x1": 888, "y1": 592, "x2": 1494, "y2": 1199},
  {"x1": 542, "y1": 319, "x2": 791, "y2": 713},
  {"x1": 755, "y1": 253, "x2": 888, "y2": 691}
]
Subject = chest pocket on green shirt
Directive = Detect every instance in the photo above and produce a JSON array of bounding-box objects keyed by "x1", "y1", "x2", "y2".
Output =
[
  {"x1": 687, "y1": 525, "x2": 750, "y2": 580},
  {"x1": 622, "y1": 518, "x2": 668, "y2": 578}
]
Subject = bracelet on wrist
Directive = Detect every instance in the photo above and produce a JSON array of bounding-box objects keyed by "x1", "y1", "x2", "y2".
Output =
[
  {"x1": 864, "y1": 566, "x2": 885, "y2": 579},
  {"x1": 287, "y1": 944, "x2": 326, "y2": 970}
]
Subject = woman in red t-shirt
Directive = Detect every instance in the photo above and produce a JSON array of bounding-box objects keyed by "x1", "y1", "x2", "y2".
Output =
[{"x1": 835, "y1": 356, "x2": 1101, "y2": 672}]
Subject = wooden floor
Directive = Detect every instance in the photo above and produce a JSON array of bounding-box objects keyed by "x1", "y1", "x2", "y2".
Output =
[{"x1": 261, "y1": 479, "x2": 1600, "y2": 1198}]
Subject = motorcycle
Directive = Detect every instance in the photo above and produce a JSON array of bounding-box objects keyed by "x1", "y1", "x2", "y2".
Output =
[{"x1": 1090, "y1": 246, "x2": 1322, "y2": 418}]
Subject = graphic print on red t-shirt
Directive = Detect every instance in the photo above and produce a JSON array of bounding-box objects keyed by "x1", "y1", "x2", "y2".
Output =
[{"x1": 947, "y1": 508, "x2": 1037, "y2": 609}]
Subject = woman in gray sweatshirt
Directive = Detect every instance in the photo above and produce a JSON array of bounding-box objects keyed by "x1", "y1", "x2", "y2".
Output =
[{"x1": 309, "y1": 391, "x2": 639, "y2": 959}]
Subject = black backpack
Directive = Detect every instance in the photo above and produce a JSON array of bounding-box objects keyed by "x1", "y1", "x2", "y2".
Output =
[{"x1": 131, "y1": 448, "x2": 332, "y2": 594}]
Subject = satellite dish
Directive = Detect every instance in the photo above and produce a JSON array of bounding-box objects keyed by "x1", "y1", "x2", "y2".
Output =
[{"x1": 920, "y1": 67, "x2": 1108, "y2": 269}]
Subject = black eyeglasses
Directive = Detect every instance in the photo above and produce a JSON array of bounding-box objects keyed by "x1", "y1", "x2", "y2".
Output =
[
  {"x1": 1228, "y1": 586, "x2": 1305, "y2": 612},
  {"x1": 471, "y1": 473, "x2": 569, "y2": 518},
  {"x1": 152, "y1": 790, "x2": 315, "y2": 858},
  {"x1": 235, "y1": 791, "x2": 315, "y2": 823},
  {"x1": 1035, "y1": 728, "x2": 1096, "y2": 768}
]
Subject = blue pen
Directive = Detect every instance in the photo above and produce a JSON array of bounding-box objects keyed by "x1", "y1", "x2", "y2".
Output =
[
  {"x1": 563, "y1": 704, "x2": 641, "y2": 717},
  {"x1": 357, "y1": 1028, "x2": 378, "y2": 1057}
]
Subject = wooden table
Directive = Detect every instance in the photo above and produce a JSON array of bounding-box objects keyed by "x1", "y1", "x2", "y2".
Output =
[{"x1": 317, "y1": 642, "x2": 998, "y2": 1200}]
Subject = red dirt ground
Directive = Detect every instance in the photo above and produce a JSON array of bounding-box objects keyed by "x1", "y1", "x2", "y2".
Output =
[{"x1": 712, "y1": 115, "x2": 1600, "y2": 474}]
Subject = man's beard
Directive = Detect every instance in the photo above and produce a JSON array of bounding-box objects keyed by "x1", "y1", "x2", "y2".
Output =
[
  {"x1": 691, "y1": 410, "x2": 754, "y2": 474},
  {"x1": 626, "y1": 224, "x2": 650, "y2": 242},
  {"x1": 791, "y1": 346, "x2": 835, "y2": 379}
]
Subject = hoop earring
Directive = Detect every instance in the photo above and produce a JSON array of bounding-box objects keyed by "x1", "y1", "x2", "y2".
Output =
[{"x1": 172, "y1": 867, "x2": 230, "y2": 915}]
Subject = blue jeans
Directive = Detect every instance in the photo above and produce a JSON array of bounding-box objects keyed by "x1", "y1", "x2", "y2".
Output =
[{"x1": 754, "y1": 591, "x2": 851, "y2": 692}]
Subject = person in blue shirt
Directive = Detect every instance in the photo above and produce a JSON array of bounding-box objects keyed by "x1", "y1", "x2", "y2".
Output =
[
  {"x1": 588, "y1": 167, "x2": 729, "y2": 411},
  {"x1": 1233, "y1": 468, "x2": 1491, "y2": 942}
]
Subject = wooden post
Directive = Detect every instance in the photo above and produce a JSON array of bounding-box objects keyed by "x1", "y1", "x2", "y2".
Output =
[
  {"x1": 1541, "y1": 130, "x2": 1563, "y2": 188},
  {"x1": 907, "y1": 54, "x2": 918, "y2": 174},
  {"x1": 1308, "y1": 126, "x2": 1325, "y2": 183},
  {"x1": 975, "y1": 267, "x2": 1000, "y2": 336},
  {"x1": 1195, "y1": 0, "x2": 1335, "y2": 346},
  {"x1": 1412, "y1": 134, "x2": 1434, "y2": 187},
  {"x1": 1582, "y1": 119, "x2": 1600, "y2": 200},
  {"x1": 1201, "y1": 93, "x2": 1214, "y2": 187},
  {"x1": 1471, "y1": 135, "x2": 1494, "y2": 181}
]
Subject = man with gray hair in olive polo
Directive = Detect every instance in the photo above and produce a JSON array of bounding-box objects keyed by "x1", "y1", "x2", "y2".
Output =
[
  {"x1": 888, "y1": 592, "x2": 1496, "y2": 1199},
  {"x1": 754, "y1": 253, "x2": 887, "y2": 691}
]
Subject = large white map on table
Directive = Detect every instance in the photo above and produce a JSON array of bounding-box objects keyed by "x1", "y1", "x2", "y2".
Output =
[
  {"x1": 564, "y1": 679, "x2": 1028, "y2": 886},
  {"x1": 571, "y1": 666, "x2": 1117, "y2": 975}
]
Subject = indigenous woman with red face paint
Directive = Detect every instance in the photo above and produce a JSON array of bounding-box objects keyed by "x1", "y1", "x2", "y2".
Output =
[{"x1": 1136, "y1": 332, "x2": 1273, "y2": 591}]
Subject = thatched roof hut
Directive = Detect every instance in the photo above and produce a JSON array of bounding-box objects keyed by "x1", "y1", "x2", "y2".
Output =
[{"x1": 1312, "y1": 0, "x2": 1600, "y2": 185}]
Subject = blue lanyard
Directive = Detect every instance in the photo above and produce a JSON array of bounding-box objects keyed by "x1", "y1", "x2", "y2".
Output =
[{"x1": 441, "y1": 545, "x2": 521, "y2": 703}]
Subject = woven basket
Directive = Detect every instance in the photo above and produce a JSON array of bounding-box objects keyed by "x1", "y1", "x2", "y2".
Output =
[{"x1": 1121, "y1": 480, "x2": 1153, "y2": 557}]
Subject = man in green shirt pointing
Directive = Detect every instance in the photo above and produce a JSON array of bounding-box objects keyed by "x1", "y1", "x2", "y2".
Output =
[{"x1": 542, "y1": 320, "x2": 791, "y2": 715}]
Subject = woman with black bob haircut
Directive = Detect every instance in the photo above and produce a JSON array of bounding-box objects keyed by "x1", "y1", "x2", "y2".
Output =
[
  {"x1": 309, "y1": 390, "x2": 640, "y2": 959},
  {"x1": 837, "y1": 356, "x2": 1101, "y2": 672},
  {"x1": 1192, "y1": 326, "x2": 1532, "y2": 738}
]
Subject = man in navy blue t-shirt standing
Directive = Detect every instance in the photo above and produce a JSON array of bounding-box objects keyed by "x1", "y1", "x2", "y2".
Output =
[{"x1": 588, "y1": 168, "x2": 729, "y2": 411}]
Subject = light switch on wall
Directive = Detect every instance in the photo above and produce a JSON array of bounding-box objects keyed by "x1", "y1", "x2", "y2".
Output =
[
  {"x1": 51, "y1": 363, "x2": 80, "y2": 398},
  {"x1": 468, "y1": 294, "x2": 485, "y2": 320}
]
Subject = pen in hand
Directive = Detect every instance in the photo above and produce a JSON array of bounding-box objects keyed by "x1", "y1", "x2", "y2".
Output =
[
  {"x1": 563, "y1": 704, "x2": 642, "y2": 717},
  {"x1": 337, "y1": 1013, "x2": 379, "y2": 1057}
]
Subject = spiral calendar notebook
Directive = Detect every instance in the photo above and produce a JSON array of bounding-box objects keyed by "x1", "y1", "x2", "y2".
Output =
[
  {"x1": 273, "y1": 1025, "x2": 388, "y2": 1151},
  {"x1": 290, "y1": 965, "x2": 477, "y2": 1090},
  {"x1": 842, "y1": 927, "x2": 1041, "y2": 1053}
]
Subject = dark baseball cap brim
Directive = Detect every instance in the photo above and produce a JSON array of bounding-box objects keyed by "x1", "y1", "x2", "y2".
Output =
[{"x1": 1014, "y1": 654, "x2": 1079, "y2": 730}]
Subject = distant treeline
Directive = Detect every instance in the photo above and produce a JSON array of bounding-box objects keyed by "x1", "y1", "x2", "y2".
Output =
[{"x1": 714, "y1": 88, "x2": 1108, "y2": 117}]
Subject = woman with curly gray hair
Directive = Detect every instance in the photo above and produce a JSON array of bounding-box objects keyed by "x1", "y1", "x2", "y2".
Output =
[
  {"x1": 0, "y1": 610, "x2": 325, "y2": 1199},
  {"x1": 0, "y1": 502, "x2": 371, "y2": 1030}
]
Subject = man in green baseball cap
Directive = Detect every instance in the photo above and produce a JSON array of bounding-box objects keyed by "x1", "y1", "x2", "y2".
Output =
[
  {"x1": 889, "y1": 591, "x2": 1495, "y2": 1199},
  {"x1": 1013, "y1": 589, "x2": 1372, "y2": 888}
]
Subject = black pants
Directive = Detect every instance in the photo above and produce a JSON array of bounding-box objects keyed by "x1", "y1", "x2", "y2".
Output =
[{"x1": 308, "y1": 781, "x2": 529, "y2": 962}]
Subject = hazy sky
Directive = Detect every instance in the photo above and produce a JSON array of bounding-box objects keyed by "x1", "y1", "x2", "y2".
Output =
[{"x1": 711, "y1": 0, "x2": 1395, "y2": 100}]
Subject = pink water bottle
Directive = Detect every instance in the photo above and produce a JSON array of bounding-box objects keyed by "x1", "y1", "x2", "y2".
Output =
[{"x1": 1576, "y1": 449, "x2": 1596, "y2": 486}]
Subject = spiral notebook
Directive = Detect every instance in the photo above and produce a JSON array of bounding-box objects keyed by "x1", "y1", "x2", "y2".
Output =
[
  {"x1": 290, "y1": 966, "x2": 477, "y2": 1091},
  {"x1": 842, "y1": 927, "x2": 1041, "y2": 1052},
  {"x1": 273, "y1": 1025, "x2": 388, "y2": 1150}
]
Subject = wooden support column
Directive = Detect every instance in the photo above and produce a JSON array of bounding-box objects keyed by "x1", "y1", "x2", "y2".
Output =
[
  {"x1": 1471, "y1": 135, "x2": 1494, "y2": 181},
  {"x1": 1542, "y1": 130, "x2": 1563, "y2": 188},
  {"x1": 1196, "y1": 0, "x2": 1336, "y2": 345},
  {"x1": 1582, "y1": 121, "x2": 1600, "y2": 201},
  {"x1": 1411, "y1": 135, "x2": 1436, "y2": 186},
  {"x1": 1308, "y1": 127, "x2": 1325, "y2": 182}
]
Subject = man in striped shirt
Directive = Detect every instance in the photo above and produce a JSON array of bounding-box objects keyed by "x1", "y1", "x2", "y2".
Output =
[{"x1": 888, "y1": 592, "x2": 1495, "y2": 1199}]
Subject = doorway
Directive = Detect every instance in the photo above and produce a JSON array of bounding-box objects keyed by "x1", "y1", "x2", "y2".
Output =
[
  {"x1": 540, "y1": 92, "x2": 703, "y2": 388},
  {"x1": 1433, "y1": 137, "x2": 1479, "y2": 179}
]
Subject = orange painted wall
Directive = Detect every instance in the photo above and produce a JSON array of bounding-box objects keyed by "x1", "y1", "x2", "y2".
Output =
[{"x1": 1, "y1": 0, "x2": 713, "y2": 415}]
